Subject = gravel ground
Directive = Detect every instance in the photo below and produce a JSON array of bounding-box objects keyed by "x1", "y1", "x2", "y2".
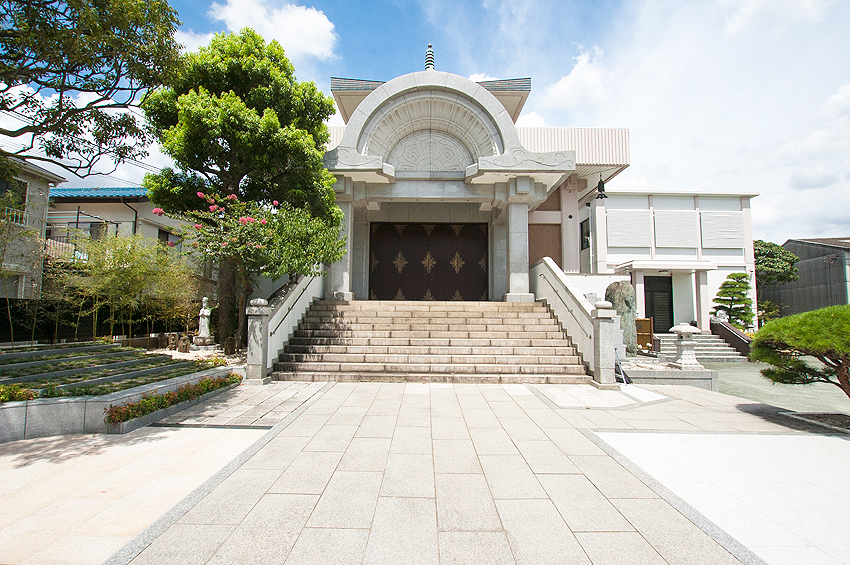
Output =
[{"x1": 151, "y1": 347, "x2": 247, "y2": 367}]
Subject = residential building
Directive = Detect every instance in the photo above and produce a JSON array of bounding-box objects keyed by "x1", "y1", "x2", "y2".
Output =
[{"x1": 0, "y1": 158, "x2": 65, "y2": 298}]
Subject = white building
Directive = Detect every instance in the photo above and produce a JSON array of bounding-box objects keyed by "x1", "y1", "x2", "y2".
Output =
[{"x1": 322, "y1": 59, "x2": 757, "y2": 332}]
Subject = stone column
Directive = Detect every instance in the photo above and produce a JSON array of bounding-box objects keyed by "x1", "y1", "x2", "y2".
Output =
[
  {"x1": 592, "y1": 300, "x2": 618, "y2": 387},
  {"x1": 246, "y1": 298, "x2": 271, "y2": 384},
  {"x1": 504, "y1": 199, "x2": 534, "y2": 302},
  {"x1": 327, "y1": 199, "x2": 354, "y2": 300},
  {"x1": 695, "y1": 270, "x2": 710, "y2": 332},
  {"x1": 632, "y1": 270, "x2": 646, "y2": 318},
  {"x1": 560, "y1": 185, "x2": 580, "y2": 272},
  {"x1": 590, "y1": 198, "x2": 608, "y2": 274}
]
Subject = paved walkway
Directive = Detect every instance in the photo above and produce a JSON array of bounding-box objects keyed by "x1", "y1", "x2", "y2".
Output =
[{"x1": 2, "y1": 380, "x2": 848, "y2": 565}]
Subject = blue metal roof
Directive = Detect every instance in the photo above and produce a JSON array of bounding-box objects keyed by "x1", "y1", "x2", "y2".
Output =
[{"x1": 50, "y1": 187, "x2": 148, "y2": 198}]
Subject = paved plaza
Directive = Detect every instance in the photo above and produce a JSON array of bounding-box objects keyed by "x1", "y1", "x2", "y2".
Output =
[{"x1": 1, "y1": 379, "x2": 848, "y2": 565}]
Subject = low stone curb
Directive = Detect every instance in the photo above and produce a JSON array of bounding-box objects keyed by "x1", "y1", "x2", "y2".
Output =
[
  {"x1": 105, "y1": 383, "x2": 239, "y2": 435},
  {"x1": 0, "y1": 366, "x2": 234, "y2": 443}
]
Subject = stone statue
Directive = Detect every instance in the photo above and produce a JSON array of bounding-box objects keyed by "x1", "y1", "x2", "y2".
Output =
[
  {"x1": 177, "y1": 335, "x2": 191, "y2": 353},
  {"x1": 194, "y1": 297, "x2": 214, "y2": 346},
  {"x1": 605, "y1": 281, "x2": 638, "y2": 355}
]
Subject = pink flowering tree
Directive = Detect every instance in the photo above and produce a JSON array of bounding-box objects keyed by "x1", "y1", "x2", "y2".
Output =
[
  {"x1": 155, "y1": 192, "x2": 344, "y2": 281},
  {"x1": 141, "y1": 30, "x2": 342, "y2": 344},
  {"x1": 152, "y1": 192, "x2": 344, "y2": 344}
]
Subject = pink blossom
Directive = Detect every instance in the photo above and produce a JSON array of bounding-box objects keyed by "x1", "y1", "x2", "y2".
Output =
[
  {"x1": 221, "y1": 242, "x2": 227, "y2": 247},
  {"x1": 166, "y1": 241, "x2": 176, "y2": 247},
  {"x1": 192, "y1": 242, "x2": 198, "y2": 248},
  {"x1": 226, "y1": 193, "x2": 238, "y2": 201},
  {"x1": 209, "y1": 205, "x2": 218, "y2": 212},
  {"x1": 152, "y1": 208, "x2": 164, "y2": 216},
  {"x1": 194, "y1": 224, "x2": 202, "y2": 230},
  {"x1": 196, "y1": 192, "x2": 205, "y2": 198},
  {"x1": 260, "y1": 218, "x2": 267, "y2": 225},
  {"x1": 239, "y1": 217, "x2": 247, "y2": 225},
  {"x1": 247, "y1": 216, "x2": 255, "y2": 223},
  {"x1": 272, "y1": 200, "x2": 279, "y2": 206}
]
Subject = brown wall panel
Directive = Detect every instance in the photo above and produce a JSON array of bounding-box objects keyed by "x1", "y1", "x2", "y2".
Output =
[{"x1": 529, "y1": 224, "x2": 562, "y2": 269}]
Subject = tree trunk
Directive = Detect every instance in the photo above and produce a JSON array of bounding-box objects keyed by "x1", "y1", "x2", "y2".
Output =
[
  {"x1": 217, "y1": 258, "x2": 239, "y2": 343},
  {"x1": 235, "y1": 266, "x2": 253, "y2": 349}
]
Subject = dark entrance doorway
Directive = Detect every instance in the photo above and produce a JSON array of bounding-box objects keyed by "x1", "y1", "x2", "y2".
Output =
[
  {"x1": 369, "y1": 223, "x2": 488, "y2": 301},
  {"x1": 644, "y1": 276, "x2": 674, "y2": 332}
]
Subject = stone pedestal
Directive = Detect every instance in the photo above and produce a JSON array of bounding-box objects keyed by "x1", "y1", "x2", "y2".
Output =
[
  {"x1": 669, "y1": 322, "x2": 704, "y2": 370},
  {"x1": 591, "y1": 300, "x2": 619, "y2": 389},
  {"x1": 246, "y1": 298, "x2": 271, "y2": 384}
]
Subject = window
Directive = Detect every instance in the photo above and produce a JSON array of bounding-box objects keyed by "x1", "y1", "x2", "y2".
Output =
[
  {"x1": 0, "y1": 178, "x2": 26, "y2": 208},
  {"x1": 580, "y1": 219, "x2": 590, "y2": 250},
  {"x1": 0, "y1": 275, "x2": 20, "y2": 298}
]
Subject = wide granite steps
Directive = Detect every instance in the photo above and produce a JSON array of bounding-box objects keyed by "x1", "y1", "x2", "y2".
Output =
[
  {"x1": 655, "y1": 333, "x2": 747, "y2": 362},
  {"x1": 270, "y1": 299, "x2": 590, "y2": 384}
]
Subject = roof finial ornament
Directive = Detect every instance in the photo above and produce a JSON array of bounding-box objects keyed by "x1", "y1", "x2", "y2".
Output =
[{"x1": 425, "y1": 44, "x2": 435, "y2": 70}]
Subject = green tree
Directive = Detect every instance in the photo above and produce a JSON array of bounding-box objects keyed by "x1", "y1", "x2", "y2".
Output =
[
  {"x1": 711, "y1": 272, "x2": 754, "y2": 330},
  {"x1": 59, "y1": 234, "x2": 197, "y2": 338},
  {"x1": 751, "y1": 304, "x2": 850, "y2": 401},
  {"x1": 0, "y1": 0, "x2": 181, "y2": 178},
  {"x1": 0, "y1": 188, "x2": 43, "y2": 344},
  {"x1": 142, "y1": 28, "x2": 341, "y2": 345},
  {"x1": 754, "y1": 240, "x2": 799, "y2": 300},
  {"x1": 170, "y1": 192, "x2": 344, "y2": 280}
]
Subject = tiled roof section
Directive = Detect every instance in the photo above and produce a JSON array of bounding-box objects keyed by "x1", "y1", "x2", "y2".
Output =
[
  {"x1": 477, "y1": 78, "x2": 531, "y2": 91},
  {"x1": 794, "y1": 238, "x2": 850, "y2": 250},
  {"x1": 50, "y1": 187, "x2": 148, "y2": 198},
  {"x1": 330, "y1": 77, "x2": 385, "y2": 91}
]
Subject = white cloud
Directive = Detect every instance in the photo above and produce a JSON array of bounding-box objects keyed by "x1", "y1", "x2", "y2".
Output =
[
  {"x1": 515, "y1": 111, "x2": 548, "y2": 127},
  {"x1": 540, "y1": 47, "x2": 610, "y2": 112},
  {"x1": 469, "y1": 73, "x2": 499, "y2": 82},
  {"x1": 718, "y1": 0, "x2": 834, "y2": 33},
  {"x1": 175, "y1": 30, "x2": 215, "y2": 53},
  {"x1": 208, "y1": 0, "x2": 337, "y2": 61}
]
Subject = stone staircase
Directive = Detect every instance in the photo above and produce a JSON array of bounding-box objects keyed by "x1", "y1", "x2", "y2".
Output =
[
  {"x1": 655, "y1": 333, "x2": 747, "y2": 362},
  {"x1": 271, "y1": 300, "x2": 590, "y2": 383}
]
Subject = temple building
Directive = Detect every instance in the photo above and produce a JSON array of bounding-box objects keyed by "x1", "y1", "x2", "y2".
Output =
[{"x1": 322, "y1": 49, "x2": 757, "y2": 331}]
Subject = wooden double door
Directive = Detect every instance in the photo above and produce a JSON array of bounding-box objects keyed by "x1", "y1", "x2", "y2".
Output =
[{"x1": 369, "y1": 223, "x2": 488, "y2": 301}]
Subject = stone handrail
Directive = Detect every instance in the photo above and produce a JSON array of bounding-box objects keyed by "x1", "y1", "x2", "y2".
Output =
[
  {"x1": 246, "y1": 271, "x2": 325, "y2": 381},
  {"x1": 530, "y1": 257, "x2": 617, "y2": 386}
]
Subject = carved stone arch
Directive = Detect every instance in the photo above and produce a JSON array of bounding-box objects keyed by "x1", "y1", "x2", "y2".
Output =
[
  {"x1": 387, "y1": 131, "x2": 473, "y2": 172},
  {"x1": 357, "y1": 90, "x2": 503, "y2": 164}
]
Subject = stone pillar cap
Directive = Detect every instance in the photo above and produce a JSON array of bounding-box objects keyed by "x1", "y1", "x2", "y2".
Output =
[
  {"x1": 594, "y1": 300, "x2": 613, "y2": 309},
  {"x1": 249, "y1": 298, "x2": 269, "y2": 307}
]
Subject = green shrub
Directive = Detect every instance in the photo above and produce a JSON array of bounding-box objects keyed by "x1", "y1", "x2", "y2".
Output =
[
  {"x1": 0, "y1": 384, "x2": 36, "y2": 403},
  {"x1": 712, "y1": 272, "x2": 754, "y2": 329},
  {"x1": 750, "y1": 304, "x2": 850, "y2": 400},
  {"x1": 104, "y1": 373, "x2": 242, "y2": 423}
]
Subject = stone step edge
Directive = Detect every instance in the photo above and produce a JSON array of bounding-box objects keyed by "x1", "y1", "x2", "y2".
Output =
[{"x1": 268, "y1": 372, "x2": 591, "y2": 384}]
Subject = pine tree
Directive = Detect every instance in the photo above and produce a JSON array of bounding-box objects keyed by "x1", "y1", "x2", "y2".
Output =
[{"x1": 712, "y1": 272, "x2": 754, "y2": 329}]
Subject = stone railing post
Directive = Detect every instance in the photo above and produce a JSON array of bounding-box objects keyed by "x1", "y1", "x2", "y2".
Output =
[
  {"x1": 246, "y1": 298, "x2": 271, "y2": 384},
  {"x1": 592, "y1": 300, "x2": 617, "y2": 387}
]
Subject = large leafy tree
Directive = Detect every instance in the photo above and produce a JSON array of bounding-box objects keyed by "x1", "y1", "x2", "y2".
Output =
[
  {"x1": 0, "y1": 0, "x2": 181, "y2": 177},
  {"x1": 142, "y1": 29, "x2": 341, "y2": 344},
  {"x1": 751, "y1": 305, "x2": 850, "y2": 401},
  {"x1": 754, "y1": 239, "x2": 799, "y2": 298}
]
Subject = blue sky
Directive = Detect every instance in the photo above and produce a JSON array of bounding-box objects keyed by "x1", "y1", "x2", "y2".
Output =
[{"x1": 60, "y1": 0, "x2": 850, "y2": 243}]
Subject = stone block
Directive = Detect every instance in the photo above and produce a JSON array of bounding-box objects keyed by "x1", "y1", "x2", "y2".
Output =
[
  {"x1": 23, "y1": 397, "x2": 86, "y2": 439},
  {"x1": 0, "y1": 401, "x2": 26, "y2": 443}
]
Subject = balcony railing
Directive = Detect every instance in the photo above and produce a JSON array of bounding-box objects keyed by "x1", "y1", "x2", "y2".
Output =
[{"x1": 3, "y1": 207, "x2": 29, "y2": 226}]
